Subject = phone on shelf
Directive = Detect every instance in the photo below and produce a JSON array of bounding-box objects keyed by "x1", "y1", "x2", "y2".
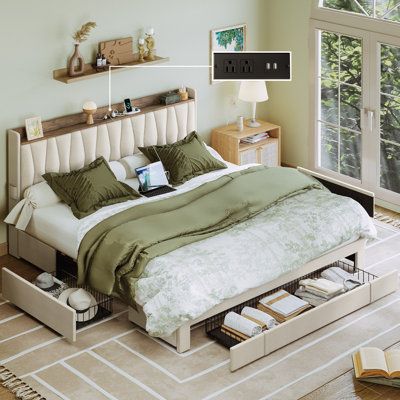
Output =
[{"x1": 124, "y1": 98, "x2": 133, "y2": 113}]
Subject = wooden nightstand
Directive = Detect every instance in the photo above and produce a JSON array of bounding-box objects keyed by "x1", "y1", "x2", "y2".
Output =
[{"x1": 211, "y1": 120, "x2": 281, "y2": 166}]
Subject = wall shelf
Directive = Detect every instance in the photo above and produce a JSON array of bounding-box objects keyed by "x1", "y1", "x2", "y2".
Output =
[{"x1": 53, "y1": 56, "x2": 170, "y2": 84}]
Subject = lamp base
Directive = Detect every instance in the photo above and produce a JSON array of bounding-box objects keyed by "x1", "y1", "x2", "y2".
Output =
[{"x1": 246, "y1": 118, "x2": 261, "y2": 128}]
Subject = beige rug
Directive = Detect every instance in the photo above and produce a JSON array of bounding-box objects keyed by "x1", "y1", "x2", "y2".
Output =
[{"x1": 1, "y1": 220, "x2": 400, "y2": 400}]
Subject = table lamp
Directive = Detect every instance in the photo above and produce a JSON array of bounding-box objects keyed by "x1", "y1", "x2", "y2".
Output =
[
  {"x1": 83, "y1": 101, "x2": 97, "y2": 125},
  {"x1": 238, "y1": 81, "x2": 269, "y2": 128}
]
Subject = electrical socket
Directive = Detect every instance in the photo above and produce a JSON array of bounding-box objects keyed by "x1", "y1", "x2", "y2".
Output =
[{"x1": 212, "y1": 51, "x2": 292, "y2": 82}]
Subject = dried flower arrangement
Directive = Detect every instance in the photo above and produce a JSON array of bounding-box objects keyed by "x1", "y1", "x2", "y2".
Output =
[{"x1": 72, "y1": 21, "x2": 97, "y2": 43}]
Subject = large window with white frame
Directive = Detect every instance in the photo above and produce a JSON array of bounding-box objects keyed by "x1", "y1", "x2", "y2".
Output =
[
  {"x1": 311, "y1": 0, "x2": 400, "y2": 207},
  {"x1": 321, "y1": 0, "x2": 400, "y2": 22}
]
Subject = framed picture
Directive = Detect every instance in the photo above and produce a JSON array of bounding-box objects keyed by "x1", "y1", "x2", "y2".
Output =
[
  {"x1": 25, "y1": 116, "x2": 44, "y2": 141},
  {"x1": 210, "y1": 23, "x2": 247, "y2": 83}
]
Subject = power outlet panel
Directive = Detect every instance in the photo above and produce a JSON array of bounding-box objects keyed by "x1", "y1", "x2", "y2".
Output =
[{"x1": 212, "y1": 51, "x2": 292, "y2": 82}]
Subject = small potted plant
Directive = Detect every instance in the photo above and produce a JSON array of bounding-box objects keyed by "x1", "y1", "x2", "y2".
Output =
[{"x1": 68, "y1": 21, "x2": 97, "y2": 77}]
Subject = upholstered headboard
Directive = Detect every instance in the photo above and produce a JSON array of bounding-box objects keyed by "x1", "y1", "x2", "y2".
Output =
[{"x1": 8, "y1": 89, "x2": 197, "y2": 206}]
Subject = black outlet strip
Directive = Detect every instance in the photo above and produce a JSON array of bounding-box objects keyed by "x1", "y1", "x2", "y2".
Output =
[{"x1": 212, "y1": 51, "x2": 292, "y2": 82}]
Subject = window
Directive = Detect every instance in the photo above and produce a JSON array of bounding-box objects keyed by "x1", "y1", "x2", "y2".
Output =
[
  {"x1": 319, "y1": 31, "x2": 362, "y2": 179},
  {"x1": 320, "y1": 0, "x2": 400, "y2": 23},
  {"x1": 311, "y1": 6, "x2": 400, "y2": 206}
]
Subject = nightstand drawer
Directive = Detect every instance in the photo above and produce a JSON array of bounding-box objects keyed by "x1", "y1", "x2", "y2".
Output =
[
  {"x1": 240, "y1": 148, "x2": 258, "y2": 165},
  {"x1": 259, "y1": 138, "x2": 279, "y2": 167}
]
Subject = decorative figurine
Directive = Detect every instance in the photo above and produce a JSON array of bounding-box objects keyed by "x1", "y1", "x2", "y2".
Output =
[
  {"x1": 138, "y1": 38, "x2": 146, "y2": 62},
  {"x1": 145, "y1": 27, "x2": 155, "y2": 61}
]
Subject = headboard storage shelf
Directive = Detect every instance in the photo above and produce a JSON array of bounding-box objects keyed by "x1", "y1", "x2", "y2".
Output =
[
  {"x1": 53, "y1": 55, "x2": 170, "y2": 84},
  {"x1": 12, "y1": 89, "x2": 195, "y2": 144}
]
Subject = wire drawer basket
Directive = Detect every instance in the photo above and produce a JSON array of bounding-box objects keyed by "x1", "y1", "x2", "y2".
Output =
[
  {"x1": 205, "y1": 260, "x2": 377, "y2": 348},
  {"x1": 56, "y1": 253, "x2": 113, "y2": 329}
]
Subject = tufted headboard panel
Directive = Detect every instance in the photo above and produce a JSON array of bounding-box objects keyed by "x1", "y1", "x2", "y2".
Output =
[{"x1": 8, "y1": 96, "x2": 196, "y2": 204}]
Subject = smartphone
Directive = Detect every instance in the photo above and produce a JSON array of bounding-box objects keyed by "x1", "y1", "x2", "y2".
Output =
[{"x1": 124, "y1": 98, "x2": 133, "y2": 113}]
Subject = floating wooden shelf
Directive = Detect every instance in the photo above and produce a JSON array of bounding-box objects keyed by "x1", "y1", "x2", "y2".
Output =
[{"x1": 53, "y1": 55, "x2": 170, "y2": 84}]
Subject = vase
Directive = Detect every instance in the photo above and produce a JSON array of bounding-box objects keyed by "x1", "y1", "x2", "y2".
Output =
[{"x1": 68, "y1": 44, "x2": 85, "y2": 77}]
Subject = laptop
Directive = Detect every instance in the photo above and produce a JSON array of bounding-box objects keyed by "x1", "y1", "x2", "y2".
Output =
[{"x1": 135, "y1": 161, "x2": 176, "y2": 197}]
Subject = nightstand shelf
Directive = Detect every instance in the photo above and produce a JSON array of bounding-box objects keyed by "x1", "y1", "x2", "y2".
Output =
[{"x1": 211, "y1": 120, "x2": 281, "y2": 167}]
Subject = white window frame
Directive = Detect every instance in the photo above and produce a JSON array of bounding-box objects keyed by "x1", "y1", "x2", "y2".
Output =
[
  {"x1": 310, "y1": 0, "x2": 400, "y2": 208},
  {"x1": 312, "y1": 0, "x2": 400, "y2": 36},
  {"x1": 309, "y1": 19, "x2": 370, "y2": 188}
]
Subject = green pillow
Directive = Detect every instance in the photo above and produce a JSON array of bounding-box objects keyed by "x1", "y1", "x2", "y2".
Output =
[
  {"x1": 139, "y1": 132, "x2": 227, "y2": 185},
  {"x1": 43, "y1": 156, "x2": 141, "y2": 219}
]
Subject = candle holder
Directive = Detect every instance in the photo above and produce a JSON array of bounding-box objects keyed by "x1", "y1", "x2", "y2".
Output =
[{"x1": 145, "y1": 31, "x2": 155, "y2": 61}]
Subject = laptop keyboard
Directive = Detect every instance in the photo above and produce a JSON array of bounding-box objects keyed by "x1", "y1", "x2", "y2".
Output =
[{"x1": 140, "y1": 186, "x2": 176, "y2": 198}]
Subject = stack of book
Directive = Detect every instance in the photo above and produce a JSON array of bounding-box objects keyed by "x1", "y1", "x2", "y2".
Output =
[
  {"x1": 353, "y1": 347, "x2": 400, "y2": 388},
  {"x1": 240, "y1": 132, "x2": 269, "y2": 144},
  {"x1": 257, "y1": 289, "x2": 311, "y2": 323}
]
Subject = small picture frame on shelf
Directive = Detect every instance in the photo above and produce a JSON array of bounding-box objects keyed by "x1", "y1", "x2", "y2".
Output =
[{"x1": 25, "y1": 116, "x2": 44, "y2": 141}]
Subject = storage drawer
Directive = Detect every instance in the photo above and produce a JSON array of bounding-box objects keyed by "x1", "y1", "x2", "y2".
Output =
[
  {"x1": 206, "y1": 262, "x2": 398, "y2": 372},
  {"x1": 2, "y1": 268, "x2": 76, "y2": 342},
  {"x1": 2, "y1": 267, "x2": 113, "y2": 342}
]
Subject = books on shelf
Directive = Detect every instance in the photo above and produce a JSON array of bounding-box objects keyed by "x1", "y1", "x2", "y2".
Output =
[
  {"x1": 353, "y1": 347, "x2": 400, "y2": 387},
  {"x1": 240, "y1": 132, "x2": 269, "y2": 144},
  {"x1": 257, "y1": 289, "x2": 311, "y2": 323}
]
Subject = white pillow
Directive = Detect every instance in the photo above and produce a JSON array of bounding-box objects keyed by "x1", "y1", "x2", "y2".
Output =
[
  {"x1": 108, "y1": 161, "x2": 127, "y2": 181},
  {"x1": 205, "y1": 144, "x2": 225, "y2": 163},
  {"x1": 24, "y1": 181, "x2": 61, "y2": 207},
  {"x1": 120, "y1": 154, "x2": 150, "y2": 178},
  {"x1": 5, "y1": 181, "x2": 61, "y2": 231}
]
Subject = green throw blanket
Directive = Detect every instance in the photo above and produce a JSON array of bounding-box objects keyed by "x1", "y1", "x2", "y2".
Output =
[{"x1": 78, "y1": 166, "x2": 323, "y2": 305}]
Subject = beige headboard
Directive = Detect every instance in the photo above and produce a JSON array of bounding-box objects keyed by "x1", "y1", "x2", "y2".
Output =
[{"x1": 8, "y1": 89, "x2": 197, "y2": 207}]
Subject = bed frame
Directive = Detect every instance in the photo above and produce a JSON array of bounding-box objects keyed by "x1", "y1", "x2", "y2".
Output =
[{"x1": 6, "y1": 88, "x2": 377, "y2": 354}]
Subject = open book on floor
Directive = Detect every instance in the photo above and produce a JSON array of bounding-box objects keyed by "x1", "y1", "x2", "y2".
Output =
[{"x1": 353, "y1": 347, "x2": 400, "y2": 387}]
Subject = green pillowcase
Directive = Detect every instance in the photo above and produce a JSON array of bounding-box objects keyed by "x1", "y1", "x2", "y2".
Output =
[
  {"x1": 139, "y1": 132, "x2": 227, "y2": 185},
  {"x1": 43, "y1": 156, "x2": 141, "y2": 219}
]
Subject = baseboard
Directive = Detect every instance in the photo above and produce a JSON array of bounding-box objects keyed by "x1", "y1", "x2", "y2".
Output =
[{"x1": 0, "y1": 242, "x2": 8, "y2": 256}]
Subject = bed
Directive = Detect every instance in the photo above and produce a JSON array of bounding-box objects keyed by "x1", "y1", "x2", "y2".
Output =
[{"x1": 5, "y1": 88, "x2": 383, "y2": 360}]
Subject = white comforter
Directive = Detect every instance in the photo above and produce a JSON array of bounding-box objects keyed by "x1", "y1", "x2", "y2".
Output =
[{"x1": 76, "y1": 164, "x2": 376, "y2": 337}]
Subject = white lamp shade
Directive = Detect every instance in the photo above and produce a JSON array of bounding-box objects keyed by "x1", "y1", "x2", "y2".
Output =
[
  {"x1": 83, "y1": 101, "x2": 97, "y2": 111},
  {"x1": 238, "y1": 81, "x2": 269, "y2": 103}
]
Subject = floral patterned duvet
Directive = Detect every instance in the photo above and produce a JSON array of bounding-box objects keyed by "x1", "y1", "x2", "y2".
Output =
[{"x1": 135, "y1": 188, "x2": 376, "y2": 337}]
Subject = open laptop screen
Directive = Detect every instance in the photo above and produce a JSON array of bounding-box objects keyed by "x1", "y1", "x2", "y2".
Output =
[{"x1": 135, "y1": 161, "x2": 169, "y2": 192}]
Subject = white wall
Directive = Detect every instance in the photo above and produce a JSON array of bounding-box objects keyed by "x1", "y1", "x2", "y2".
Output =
[{"x1": 0, "y1": 0, "x2": 266, "y2": 244}]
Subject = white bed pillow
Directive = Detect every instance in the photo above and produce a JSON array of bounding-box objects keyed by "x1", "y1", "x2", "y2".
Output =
[
  {"x1": 205, "y1": 144, "x2": 225, "y2": 163},
  {"x1": 4, "y1": 181, "x2": 62, "y2": 230},
  {"x1": 108, "y1": 160, "x2": 127, "y2": 181},
  {"x1": 120, "y1": 154, "x2": 151, "y2": 178},
  {"x1": 24, "y1": 181, "x2": 61, "y2": 207}
]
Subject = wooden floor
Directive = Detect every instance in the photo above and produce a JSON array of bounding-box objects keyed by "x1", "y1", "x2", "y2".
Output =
[
  {"x1": 1, "y1": 208, "x2": 400, "y2": 400},
  {"x1": 302, "y1": 206, "x2": 400, "y2": 400}
]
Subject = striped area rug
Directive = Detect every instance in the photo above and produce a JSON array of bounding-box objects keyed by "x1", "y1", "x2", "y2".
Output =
[{"x1": 1, "y1": 220, "x2": 400, "y2": 400}]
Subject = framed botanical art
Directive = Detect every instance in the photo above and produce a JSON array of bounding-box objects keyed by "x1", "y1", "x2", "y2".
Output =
[
  {"x1": 25, "y1": 116, "x2": 44, "y2": 141},
  {"x1": 210, "y1": 23, "x2": 247, "y2": 83}
]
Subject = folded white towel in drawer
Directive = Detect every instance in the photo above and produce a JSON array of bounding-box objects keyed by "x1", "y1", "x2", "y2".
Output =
[
  {"x1": 224, "y1": 312, "x2": 262, "y2": 337},
  {"x1": 321, "y1": 267, "x2": 362, "y2": 291},
  {"x1": 299, "y1": 278, "x2": 344, "y2": 299},
  {"x1": 241, "y1": 306, "x2": 277, "y2": 329}
]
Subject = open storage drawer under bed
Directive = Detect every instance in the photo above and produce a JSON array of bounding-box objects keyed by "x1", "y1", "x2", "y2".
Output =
[
  {"x1": 206, "y1": 261, "x2": 398, "y2": 371},
  {"x1": 1, "y1": 264, "x2": 113, "y2": 342}
]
